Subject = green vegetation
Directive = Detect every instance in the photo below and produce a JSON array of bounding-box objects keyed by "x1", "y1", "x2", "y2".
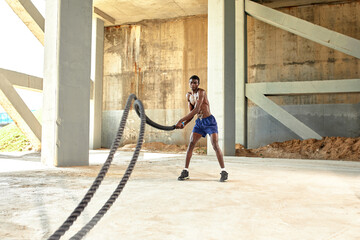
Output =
[
  {"x1": 0, "y1": 110, "x2": 42, "y2": 152},
  {"x1": 0, "y1": 123, "x2": 32, "y2": 152}
]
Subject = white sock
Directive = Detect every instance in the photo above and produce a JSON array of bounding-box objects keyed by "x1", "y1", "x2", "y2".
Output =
[
  {"x1": 184, "y1": 168, "x2": 189, "y2": 171},
  {"x1": 221, "y1": 168, "x2": 226, "y2": 172}
]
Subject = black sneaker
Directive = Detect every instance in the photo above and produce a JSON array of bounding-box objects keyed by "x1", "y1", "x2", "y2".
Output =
[
  {"x1": 178, "y1": 170, "x2": 189, "y2": 181},
  {"x1": 220, "y1": 171, "x2": 228, "y2": 182}
]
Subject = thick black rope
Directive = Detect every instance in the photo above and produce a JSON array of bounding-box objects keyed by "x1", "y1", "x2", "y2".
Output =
[
  {"x1": 69, "y1": 98, "x2": 146, "y2": 240},
  {"x1": 47, "y1": 94, "x2": 155, "y2": 240},
  {"x1": 134, "y1": 103, "x2": 176, "y2": 131}
]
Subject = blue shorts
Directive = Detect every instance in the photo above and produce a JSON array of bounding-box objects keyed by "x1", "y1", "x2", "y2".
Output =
[{"x1": 192, "y1": 115, "x2": 218, "y2": 138}]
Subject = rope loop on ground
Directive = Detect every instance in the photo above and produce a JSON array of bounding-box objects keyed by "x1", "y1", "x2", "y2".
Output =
[{"x1": 48, "y1": 94, "x2": 167, "y2": 240}]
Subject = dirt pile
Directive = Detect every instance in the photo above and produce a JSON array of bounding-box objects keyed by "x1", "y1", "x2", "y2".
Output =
[
  {"x1": 120, "y1": 137, "x2": 359, "y2": 161},
  {"x1": 236, "y1": 137, "x2": 360, "y2": 161}
]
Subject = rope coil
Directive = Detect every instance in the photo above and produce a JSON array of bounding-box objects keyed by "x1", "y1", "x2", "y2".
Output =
[{"x1": 48, "y1": 94, "x2": 175, "y2": 240}]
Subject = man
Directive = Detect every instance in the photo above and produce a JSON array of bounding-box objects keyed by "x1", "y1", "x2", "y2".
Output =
[{"x1": 175, "y1": 75, "x2": 228, "y2": 182}]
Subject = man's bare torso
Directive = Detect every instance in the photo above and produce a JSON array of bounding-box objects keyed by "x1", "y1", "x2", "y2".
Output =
[{"x1": 187, "y1": 88, "x2": 211, "y2": 119}]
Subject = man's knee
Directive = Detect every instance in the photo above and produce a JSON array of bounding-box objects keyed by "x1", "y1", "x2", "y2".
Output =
[
  {"x1": 189, "y1": 141, "x2": 196, "y2": 148},
  {"x1": 211, "y1": 142, "x2": 220, "y2": 151}
]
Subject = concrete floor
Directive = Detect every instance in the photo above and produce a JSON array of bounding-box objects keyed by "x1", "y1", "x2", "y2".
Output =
[{"x1": 0, "y1": 150, "x2": 359, "y2": 240}]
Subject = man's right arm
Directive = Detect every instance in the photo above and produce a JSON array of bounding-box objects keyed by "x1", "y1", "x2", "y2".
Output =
[
  {"x1": 179, "y1": 90, "x2": 204, "y2": 123},
  {"x1": 175, "y1": 92, "x2": 194, "y2": 129},
  {"x1": 183, "y1": 96, "x2": 194, "y2": 126}
]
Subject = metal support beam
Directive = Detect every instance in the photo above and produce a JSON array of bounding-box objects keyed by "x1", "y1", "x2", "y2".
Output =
[
  {"x1": 5, "y1": 0, "x2": 45, "y2": 45},
  {"x1": 245, "y1": 79, "x2": 360, "y2": 140},
  {"x1": 260, "y1": 0, "x2": 348, "y2": 9},
  {"x1": 0, "y1": 68, "x2": 97, "y2": 98},
  {"x1": 208, "y1": 0, "x2": 236, "y2": 156},
  {"x1": 245, "y1": 0, "x2": 360, "y2": 59},
  {"x1": 256, "y1": 79, "x2": 360, "y2": 95},
  {"x1": 235, "y1": 0, "x2": 248, "y2": 147},
  {"x1": 93, "y1": 7, "x2": 115, "y2": 25},
  {"x1": 0, "y1": 74, "x2": 42, "y2": 150},
  {"x1": 0, "y1": 68, "x2": 43, "y2": 92},
  {"x1": 90, "y1": 18, "x2": 104, "y2": 149},
  {"x1": 246, "y1": 83, "x2": 322, "y2": 140}
]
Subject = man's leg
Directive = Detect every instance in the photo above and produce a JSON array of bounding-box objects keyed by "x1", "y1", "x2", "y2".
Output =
[
  {"x1": 185, "y1": 132, "x2": 202, "y2": 168},
  {"x1": 210, "y1": 133, "x2": 228, "y2": 182},
  {"x1": 178, "y1": 132, "x2": 202, "y2": 180},
  {"x1": 210, "y1": 133, "x2": 225, "y2": 168}
]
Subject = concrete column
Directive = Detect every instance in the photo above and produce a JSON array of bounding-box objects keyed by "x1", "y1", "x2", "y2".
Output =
[
  {"x1": 89, "y1": 17, "x2": 104, "y2": 150},
  {"x1": 208, "y1": 0, "x2": 236, "y2": 156},
  {"x1": 42, "y1": 0, "x2": 93, "y2": 166},
  {"x1": 236, "y1": 0, "x2": 247, "y2": 147}
]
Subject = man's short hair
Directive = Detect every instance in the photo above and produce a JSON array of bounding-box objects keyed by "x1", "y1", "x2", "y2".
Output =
[{"x1": 189, "y1": 75, "x2": 200, "y2": 84}]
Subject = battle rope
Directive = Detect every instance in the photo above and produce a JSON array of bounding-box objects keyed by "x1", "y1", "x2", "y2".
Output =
[
  {"x1": 134, "y1": 103, "x2": 175, "y2": 131},
  {"x1": 48, "y1": 94, "x2": 176, "y2": 240}
]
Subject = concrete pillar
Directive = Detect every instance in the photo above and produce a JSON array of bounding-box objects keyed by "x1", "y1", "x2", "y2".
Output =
[
  {"x1": 208, "y1": 0, "x2": 236, "y2": 156},
  {"x1": 236, "y1": 0, "x2": 247, "y2": 147},
  {"x1": 89, "y1": 17, "x2": 104, "y2": 150},
  {"x1": 42, "y1": 0, "x2": 93, "y2": 166}
]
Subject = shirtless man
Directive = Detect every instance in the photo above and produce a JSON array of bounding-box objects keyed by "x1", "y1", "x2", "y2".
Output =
[{"x1": 175, "y1": 75, "x2": 228, "y2": 182}]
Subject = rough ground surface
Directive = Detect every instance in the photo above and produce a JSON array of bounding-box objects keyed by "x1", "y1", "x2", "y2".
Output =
[
  {"x1": 120, "y1": 137, "x2": 360, "y2": 161},
  {"x1": 0, "y1": 152, "x2": 360, "y2": 240}
]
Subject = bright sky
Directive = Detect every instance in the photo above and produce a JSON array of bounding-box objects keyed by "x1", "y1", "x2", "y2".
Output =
[{"x1": 0, "y1": 0, "x2": 45, "y2": 112}]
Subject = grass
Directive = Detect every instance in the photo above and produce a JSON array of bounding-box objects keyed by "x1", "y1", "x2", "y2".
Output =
[
  {"x1": 0, "y1": 123, "x2": 32, "y2": 151},
  {"x1": 0, "y1": 110, "x2": 42, "y2": 152}
]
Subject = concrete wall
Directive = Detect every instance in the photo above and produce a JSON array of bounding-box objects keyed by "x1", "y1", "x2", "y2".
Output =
[
  {"x1": 102, "y1": 15, "x2": 207, "y2": 148},
  {"x1": 102, "y1": 2, "x2": 359, "y2": 149},
  {"x1": 247, "y1": 1, "x2": 360, "y2": 148}
]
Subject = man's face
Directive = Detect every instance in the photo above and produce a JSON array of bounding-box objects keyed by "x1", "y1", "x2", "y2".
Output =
[{"x1": 189, "y1": 78, "x2": 199, "y2": 91}]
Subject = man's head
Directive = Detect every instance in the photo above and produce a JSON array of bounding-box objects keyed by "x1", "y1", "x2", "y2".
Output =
[{"x1": 189, "y1": 75, "x2": 200, "y2": 91}]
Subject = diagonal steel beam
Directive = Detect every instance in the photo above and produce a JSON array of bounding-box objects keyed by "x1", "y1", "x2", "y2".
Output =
[
  {"x1": 246, "y1": 83, "x2": 322, "y2": 140},
  {"x1": 246, "y1": 79, "x2": 360, "y2": 139},
  {"x1": 0, "y1": 73, "x2": 41, "y2": 150},
  {"x1": 245, "y1": 0, "x2": 360, "y2": 59},
  {"x1": 5, "y1": 0, "x2": 45, "y2": 45},
  {"x1": 5, "y1": 2, "x2": 116, "y2": 44}
]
